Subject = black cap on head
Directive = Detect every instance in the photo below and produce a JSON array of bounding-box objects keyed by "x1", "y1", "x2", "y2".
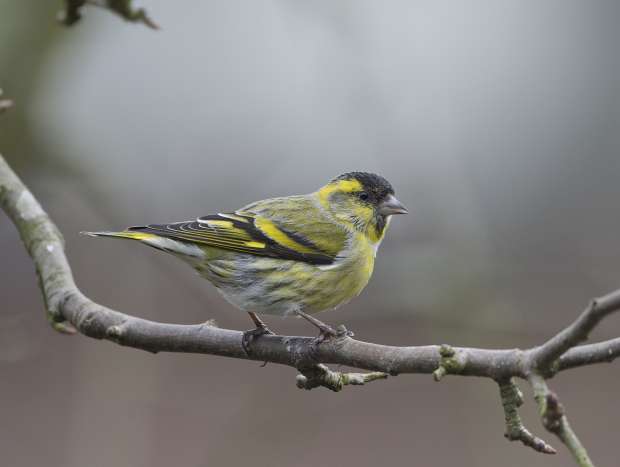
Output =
[{"x1": 333, "y1": 171, "x2": 395, "y2": 202}]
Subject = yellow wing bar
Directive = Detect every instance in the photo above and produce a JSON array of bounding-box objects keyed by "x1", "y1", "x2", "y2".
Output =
[{"x1": 127, "y1": 213, "x2": 336, "y2": 265}]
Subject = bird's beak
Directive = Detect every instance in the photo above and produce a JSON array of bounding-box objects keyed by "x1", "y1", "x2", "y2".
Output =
[{"x1": 379, "y1": 194, "x2": 408, "y2": 216}]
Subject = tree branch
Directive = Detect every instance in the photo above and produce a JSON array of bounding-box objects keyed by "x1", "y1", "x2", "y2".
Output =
[
  {"x1": 530, "y1": 292, "x2": 620, "y2": 375},
  {"x1": 530, "y1": 375, "x2": 594, "y2": 467},
  {"x1": 558, "y1": 337, "x2": 620, "y2": 371},
  {"x1": 1, "y1": 152, "x2": 620, "y2": 465},
  {"x1": 497, "y1": 378, "x2": 556, "y2": 454}
]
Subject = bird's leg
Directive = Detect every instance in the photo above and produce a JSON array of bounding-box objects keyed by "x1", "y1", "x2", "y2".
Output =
[
  {"x1": 295, "y1": 309, "x2": 348, "y2": 342},
  {"x1": 247, "y1": 311, "x2": 271, "y2": 330},
  {"x1": 242, "y1": 312, "x2": 275, "y2": 355}
]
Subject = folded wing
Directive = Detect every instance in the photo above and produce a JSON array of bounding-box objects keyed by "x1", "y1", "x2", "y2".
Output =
[{"x1": 127, "y1": 208, "x2": 341, "y2": 266}]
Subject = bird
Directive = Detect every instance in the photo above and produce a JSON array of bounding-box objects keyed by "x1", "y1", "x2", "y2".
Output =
[{"x1": 82, "y1": 172, "x2": 407, "y2": 350}]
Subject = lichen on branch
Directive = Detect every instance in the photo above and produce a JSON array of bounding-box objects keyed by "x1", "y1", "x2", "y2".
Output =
[
  {"x1": 296, "y1": 364, "x2": 388, "y2": 391},
  {"x1": 498, "y1": 378, "x2": 556, "y2": 454}
]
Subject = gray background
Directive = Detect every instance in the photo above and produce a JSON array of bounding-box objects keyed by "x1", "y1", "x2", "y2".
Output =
[{"x1": 1, "y1": 1, "x2": 620, "y2": 466}]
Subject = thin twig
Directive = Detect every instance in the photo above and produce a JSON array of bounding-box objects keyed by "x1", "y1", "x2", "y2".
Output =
[
  {"x1": 530, "y1": 375, "x2": 595, "y2": 467},
  {"x1": 498, "y1": 378, "x2": 556, "y2": 454},
  {"x1": 558, "y1": 337, "x2": 620, "y2": 371}
]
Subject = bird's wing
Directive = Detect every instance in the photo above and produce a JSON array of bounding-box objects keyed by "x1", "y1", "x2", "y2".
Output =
[{"x1": 127, "y1": 197, "x2": 346, "y2": 265}]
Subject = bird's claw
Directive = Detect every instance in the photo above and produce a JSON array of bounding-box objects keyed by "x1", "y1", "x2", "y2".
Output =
[
  {"x1": 335, "y1": 324, "x2": 354, "y2": 338},
  {"x1": 315, "y1": 324, "x2": 354, "y2": 344},
  {"x1": 294, "y1": 309, "x2": 353, "y2": 343},
  {"x1": 242, "y1": 325, "x2": 274, "y2": 355}
]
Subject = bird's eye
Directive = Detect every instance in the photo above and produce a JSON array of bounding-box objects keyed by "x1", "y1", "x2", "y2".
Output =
[{"x1": 359, "y1": 192, "x2": 369, "y2": 201}]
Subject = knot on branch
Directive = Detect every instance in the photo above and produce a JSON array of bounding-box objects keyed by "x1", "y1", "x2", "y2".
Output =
[
  {"x1": 106, "y1": 325, "x2": 124, "y2": 341},
  {"x1": 201, "y1": 319, "x2": 218, "y2": 329},
  {"x1": 530, "y1": 374, "x2": 595, "y2": 466},
  {"x1": 296, "y1": 364, "x2": 388, "y2": 392},
  {"x1": 542, "y1": 392, "x2": 565, "y2": 433},
  {"x1": 45, "y1": 291, "x2": 77, "y2": 334},
  {"x1": 532, "y1": 378, "x2": 570, "y2": 434},
  {"x1": 498, "y1": 379, "x2": 556, "y2": 454},
  {"x1": 49, "y1": 318, "x2": 77, "y2": 335},
  {"x1": 432, "y1": 345, "x2": 462, "y2": 381}
]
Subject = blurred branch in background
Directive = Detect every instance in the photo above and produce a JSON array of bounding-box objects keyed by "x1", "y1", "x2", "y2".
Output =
[
  {"x1": 0, "y1": 89, "x2": 13, "y2": 113},
  {"x1": 1, "y1": 150, "x2": 619, "y2": 467},
  {"x1": 59, "y1": 0, "x2": 158, "y2": 29}
]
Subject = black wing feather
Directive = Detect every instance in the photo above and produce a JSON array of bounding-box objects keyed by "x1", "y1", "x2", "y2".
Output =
[{"x1": 128, "y1": 213, "x2": 335, "y2": 265}]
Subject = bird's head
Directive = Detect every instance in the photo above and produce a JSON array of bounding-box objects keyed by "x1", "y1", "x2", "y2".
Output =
[{"x1": 317, "y1": 172, "x2": 407, "y2": 242}]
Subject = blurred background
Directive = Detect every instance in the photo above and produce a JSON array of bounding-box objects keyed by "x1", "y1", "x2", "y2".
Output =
[{"x1": 2, "y1": 1, "x2": 620, "y2": 466}]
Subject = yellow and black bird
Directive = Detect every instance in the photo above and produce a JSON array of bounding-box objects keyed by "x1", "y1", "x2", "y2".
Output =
[{"x1": 83, "y1": 172, "x2": 407, "y2": 347}]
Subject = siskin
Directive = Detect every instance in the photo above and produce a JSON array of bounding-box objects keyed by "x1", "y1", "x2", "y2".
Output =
[{"x1": 83, "y1": 172, "x2": 407, "y2": 347}]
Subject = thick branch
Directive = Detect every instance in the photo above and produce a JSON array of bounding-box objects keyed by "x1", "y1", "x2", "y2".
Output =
[
  {"x1": 2, "y1": 152, "x2": 620, "y2": 466},
  {"x1": 1, "y1": 151, "x2": 620, "y2": 376},
  {"x1": 0, "y1": 153, "x2": 534, "y2": 377}
]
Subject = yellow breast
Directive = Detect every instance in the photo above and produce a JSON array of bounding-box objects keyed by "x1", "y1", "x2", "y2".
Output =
[{"x1": 291, "y1": 232, "x2": 377, "y2": 313}]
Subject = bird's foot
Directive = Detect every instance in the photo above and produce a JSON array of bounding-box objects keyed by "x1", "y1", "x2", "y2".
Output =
[
  {"x1": 295, "y1": 310, "x2": 354, "y2": 343},
  {"x1": 242, "y1": 324, "x2": 274, "y2": 355},
  {"x1": 334, "y1": 324, "x2": 355, "y2": 339}
]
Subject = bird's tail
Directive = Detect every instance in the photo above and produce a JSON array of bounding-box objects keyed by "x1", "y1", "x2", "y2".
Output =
[
  {"x1": 80, "y1": 230, "x2": 205, "y2": 259},
  {"x1": 80, "y1": 230, "x2": 159, "y2": 241}
]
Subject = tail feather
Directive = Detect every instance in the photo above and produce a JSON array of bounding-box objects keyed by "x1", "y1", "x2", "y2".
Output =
[
  {"x1": 81, "y1": 230, "x2": 205, "y2": 259},
  {"x1": 80, "y1": 231, "x2": 158, "y2": 241}
]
